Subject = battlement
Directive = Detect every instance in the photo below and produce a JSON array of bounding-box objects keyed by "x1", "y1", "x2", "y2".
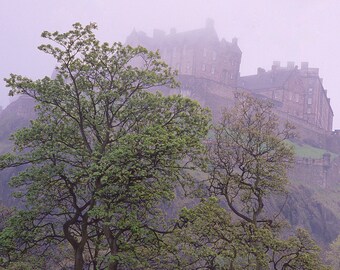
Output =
[{"x1": 271, "y1": 61, "x2": 320, "y2": 76}]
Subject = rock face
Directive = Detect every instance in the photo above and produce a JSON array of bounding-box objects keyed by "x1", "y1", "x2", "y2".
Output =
[
  {"x1": 0, "y1": 96, "x2": 35, "y2": 143},
  {"x1": 0, "y1": 96, "x2": 35, "y2": 205},
  {"x1": 281, "y1": 185, "x2": 340, "y2": 245}
]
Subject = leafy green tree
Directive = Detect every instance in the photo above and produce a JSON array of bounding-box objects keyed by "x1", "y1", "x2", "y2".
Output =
[
  {"x1": 157, "y1": 197, "x2": 253, "y2": 270},
  {"x1": 208, "y1": 92, "x2": 295, "y2": 227},
  {"x1": 0, "y1": 204, "x2": 13, "y2": 266},
  {"x1": 0, "y1": 23, "x2": 210, "y2": 270},
  {"x1": 199, "y1": 93, "x2": 327, "y2": 270},
  {"x1": 133, "y1": 93, "x2": 328, "y2": 270},
  {"x1": 269, "y1": 228, "x2": 329, "y2": 270},
  {"x1": 0, "y1": 204, "x2": 12, "y2": 231},
  {"x1": 157, "y1": 198, "x2": 329, "y2": 270},
  {"x1": 326, "y1": 234, "x2": 340, "y2": 269}
]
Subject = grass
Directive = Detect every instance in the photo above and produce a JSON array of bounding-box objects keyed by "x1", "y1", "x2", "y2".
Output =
[
  {"x1": 286, "y1": 140, "x2": 338, "y2": 159},
  {"x1": 286, "y1": 140, "x2": 340, "y2": 220}
]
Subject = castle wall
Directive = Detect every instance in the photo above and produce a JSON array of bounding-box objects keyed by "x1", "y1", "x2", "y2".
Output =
[
  {"x1": 275, "y1": 109, "x2": 331, "y2": 147},
  {"x1": 290, "y1": 155, "x2": 340, "y2": 189}
]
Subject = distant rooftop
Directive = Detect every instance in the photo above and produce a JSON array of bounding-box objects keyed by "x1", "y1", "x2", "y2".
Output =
[
  {"x1": 239, "y1": 69, "x2": 296, "y2": 90},
  {"x1": 239, "y1": 61, "x2": 322, "y2": 91},
  {"x1": 126, "y1": 18, "x2": 241, "y2": 53}
]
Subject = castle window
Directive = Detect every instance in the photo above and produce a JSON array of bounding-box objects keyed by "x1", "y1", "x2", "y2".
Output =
[
  {"x1": 230, "y1": 74, "x2": 233, "y2": 79},
  {"x1": 295, "y1": 94, "x2": 299, "y2": 103},
  {"x1": 202, "y1": 64, "x2": 206, "y2": 71},
  {"x1": 203, "y1": 48, "x2": 207, "y2": 57},
  {"x1": 288, "y1": 92, "x2": 293, "y2": 100},
  {"x1": 221, "y1": 70, "x2": 228, "y2": 82},
  {"x1": 211, "y1": 66, "x2": 215, "y2": 74},
  {"x1": 212, "y1": 51, "x2": 217, "y2": 60},
  {"x1": 307, "y1": 97, "x2": 312, "y2": 105},
  {"x1": 308, "y1": 87, "x2": 313, "y2": 94},
  {"x1": 307, "y1": 107, "x2": 312, "y2": 114}
]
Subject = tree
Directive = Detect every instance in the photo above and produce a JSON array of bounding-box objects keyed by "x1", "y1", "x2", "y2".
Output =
[
  {"x1": 157, "y1": 197, "x2": 253, "y2": 270},
  {"x1": 269, "y1": 228, "x2": 329, "y2": 270},
  {"x1": 156, "y1": 198, "x2": 329, "y2": 270},
  {"x1": 0, "y1": 23, "x2": 210, "y2": 270},
  {"x1": 208, "y1": 93, "x2": 295, "y2": 227},
  {"x1": 201, "y1": 92, "x2": 327, "y2": 269},
  {"x1": 0, "y1": 204, "x2": 13, "y2": 266},
  {"x1": 130, "y1": 93, "x2": 328, "y2": 270},
  {"x1": 326, "y1": 234, "x2": 340, "y2": 269}
]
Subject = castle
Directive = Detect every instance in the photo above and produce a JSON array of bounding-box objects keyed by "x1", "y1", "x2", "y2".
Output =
[
  {"x1": 126, "y1": 18, "x2": 241, "y2": 88},
  {"x1": 239, "y1": 62, "x2": 333, "y2": 133},
  {"x1": 126, "y1": 19, "x2": 334, "y2": 145}
]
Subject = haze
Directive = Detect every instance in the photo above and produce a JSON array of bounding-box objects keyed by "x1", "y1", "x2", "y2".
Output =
[{"x1": 1, "y1": 0, "x2": 340, "y2": 128}]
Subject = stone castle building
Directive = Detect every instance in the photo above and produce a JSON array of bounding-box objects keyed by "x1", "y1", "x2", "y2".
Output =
[
  {"x1": 126, "y1": 19, "x2": 242, "y2": 88},
  {"x1": 126, "y1": 19, "x2": 334, "y2": 143},
  {"x1": 239, "y1": 62, "x2": 333, "y2": 133}
]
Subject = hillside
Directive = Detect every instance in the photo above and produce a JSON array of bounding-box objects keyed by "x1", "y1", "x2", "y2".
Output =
[{"x1": 0, "y1": 96, "x2": 35, "y2": 205}]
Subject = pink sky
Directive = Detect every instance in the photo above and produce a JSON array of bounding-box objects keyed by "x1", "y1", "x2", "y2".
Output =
[{"x1": 1, "y1": 0, "x2": 340, "y2": 128}]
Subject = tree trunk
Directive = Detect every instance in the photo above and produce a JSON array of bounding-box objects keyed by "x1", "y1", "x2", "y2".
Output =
[
  {"x1": 107, "y1": 236, "x2": 119, "y2": 270},
  {"x1": 103, "y1": 224, "x2": 120, "y2": 270},
  {"x1": 74, "y1": 246, "x2": 85, "y2": 270},
  {"x1": 108, "y1": 261, "x2": 118, "y2": 270}
]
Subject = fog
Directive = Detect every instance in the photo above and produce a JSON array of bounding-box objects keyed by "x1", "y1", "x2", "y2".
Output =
[{"x1": 1, "y1": 0, "x2": 340, "y2": 128}]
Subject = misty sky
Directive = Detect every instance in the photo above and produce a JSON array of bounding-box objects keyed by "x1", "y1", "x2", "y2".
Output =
[{"x1": 1, "y1": 0, "x2": 340, "y2": 128}]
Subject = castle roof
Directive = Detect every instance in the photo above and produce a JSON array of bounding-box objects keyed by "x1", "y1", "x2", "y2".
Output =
[
  {"x1": 126, "y1": 29, "x2": 156, "y2": 50},
  {"x1": 238, "y1": 69, "x2": 296, "y2": 90},
  {"x1": 126, "y1": 19, "x2": 241, "y2": 54},
  {"x1": 164, "y1": 27, "x2": 219, "y2": 45}
]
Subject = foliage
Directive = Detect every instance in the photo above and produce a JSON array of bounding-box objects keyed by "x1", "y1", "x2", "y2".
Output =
[
  {"x1": 269, "y1": 228, "x2": 330, "y2": 270},
  {"x1": 158, "y1": 197, "x2": 258, "y2": 270},
  {"x1": 195, "y1": 93, "x2": 328, "y2": 270},
  {"x1": 326, "y1": 234, "x2": 340, "y2": 269},
  {"x1": 208, "y1": 92, "x2": 295, "y2": 227},
  {"x1": 152, "y1": 197, "x2": 329, "y2": 270},
  {"x1": 0, "y1": 23, "x2": 210, "y2": 270}
]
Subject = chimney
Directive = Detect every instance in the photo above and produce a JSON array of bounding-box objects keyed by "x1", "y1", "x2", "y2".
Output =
[
  {"x1": 272, "y1": 61, "x2": 280, "y2": 71},
  {"x1": 206, "y1": 18, "x2": 214, "y2": 29},
  {"x1": 257, "y1": 67, "x2": 265, "y2": 75},
  {"x1": 301, "y1": 62, "x2": 309, "y2": 70},
  {"x1": 287, "y1": 61, "x2": 295, "y2": 69},
  {"x1": 232, "y1": 37, "x2": 238, "y2": 45}
]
